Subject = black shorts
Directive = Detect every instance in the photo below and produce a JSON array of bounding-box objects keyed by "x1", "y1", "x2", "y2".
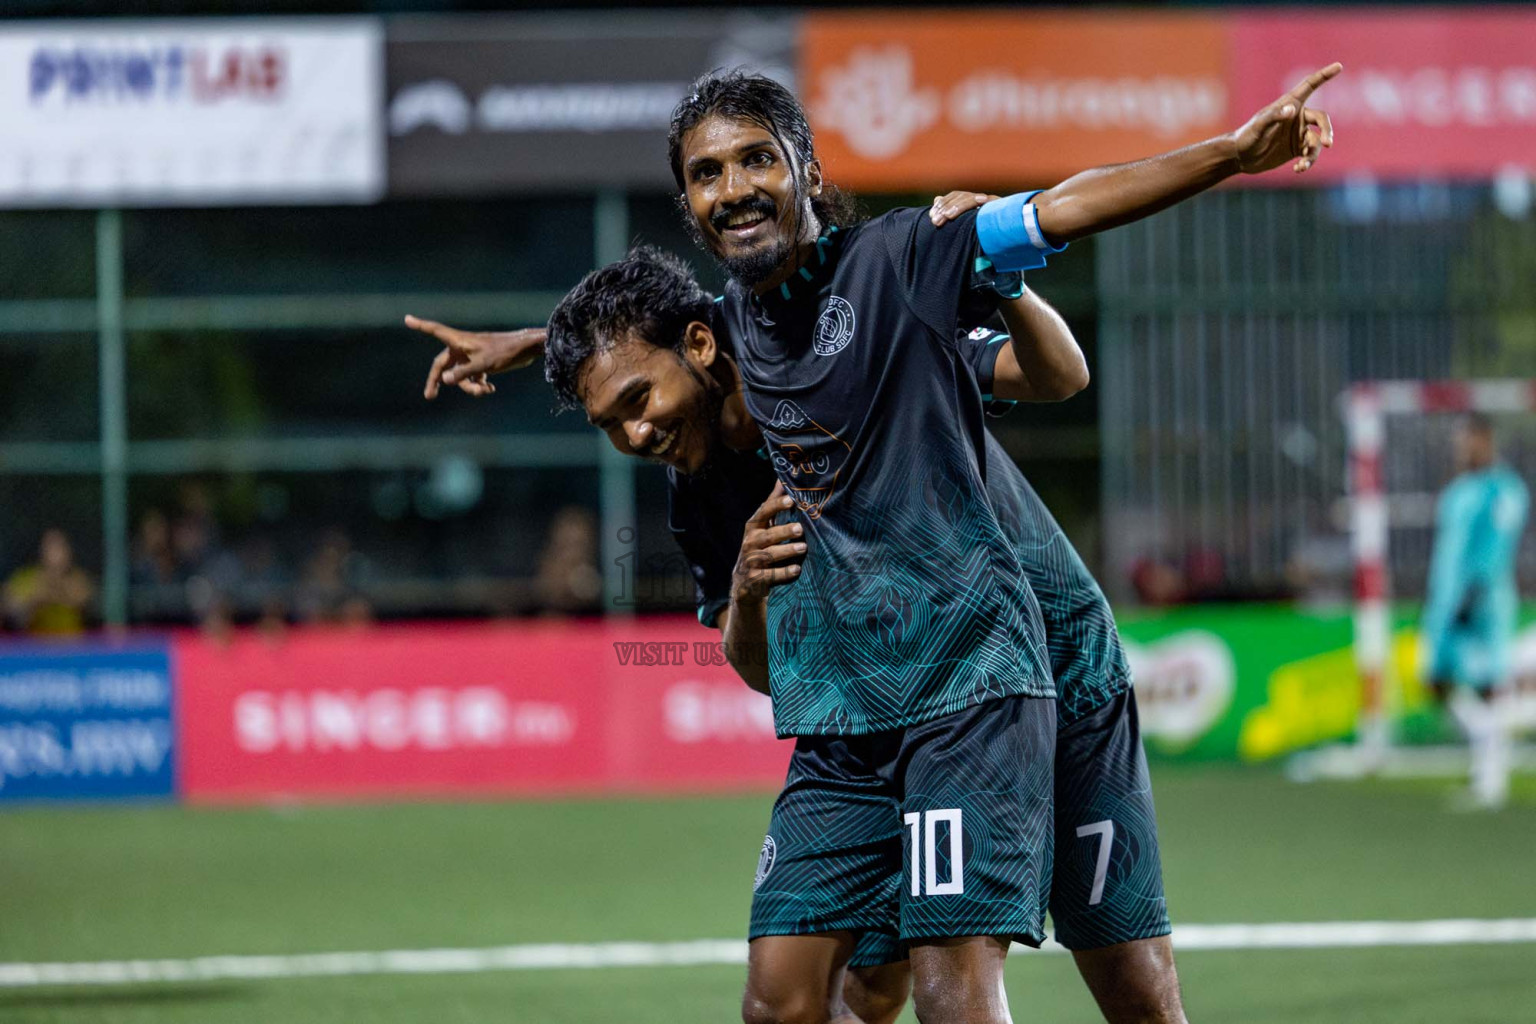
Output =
[
  {"x1": 749, "y1": 693, "x2": 1056, "y2": 950},
  {"x1": 1049, "y1": 689, "x2": 1170, "y2": 950},
  {"x1": 844, "y1": 688, "x2": 1169, "y2": 965}
]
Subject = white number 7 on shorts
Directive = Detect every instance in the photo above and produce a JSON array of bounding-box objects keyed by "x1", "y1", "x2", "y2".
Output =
[
  {"x1": 904, "y1": 809, "x2": 964, "y2": 896},
  {"x1": 1075, "y1": 819, "x2": 1115, "y2": 906}
]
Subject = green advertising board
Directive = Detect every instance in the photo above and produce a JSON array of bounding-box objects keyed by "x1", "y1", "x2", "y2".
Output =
[{"x1": 1116, "y1": 604, "x2": 1536, "y2": 761}]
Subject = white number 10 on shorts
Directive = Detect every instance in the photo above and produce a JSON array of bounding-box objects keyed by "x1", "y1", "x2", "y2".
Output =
[{"x1": 904, "y1": 809, "x2": 964, "y2": 896}]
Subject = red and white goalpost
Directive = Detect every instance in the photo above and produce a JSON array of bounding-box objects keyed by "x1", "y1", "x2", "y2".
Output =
[{"x1": 1344, "y1": 379, "x2": 1536, "y2": 761}]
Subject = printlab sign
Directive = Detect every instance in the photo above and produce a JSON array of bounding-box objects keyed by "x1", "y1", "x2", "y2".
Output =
[
  {"x1": 0, "y1": 645, "x2": 175, "y2": 801},
  {"x1": 0, "y1": 19, "x2": 384, "y2": 207}
]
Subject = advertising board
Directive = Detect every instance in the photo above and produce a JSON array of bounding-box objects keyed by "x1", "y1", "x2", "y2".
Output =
[
  {"x1": 175, "y1": 619, "x2": 791, "y2": 801},
  {"x1": 0, "y1": 643, "x2": 175, "y2": 802},
  {"x1": 0, "y1": 19, "x2": 383, "y2": 206},
  {"x1": 386, "y1": 14, "x2": 795, "y2": 194}
]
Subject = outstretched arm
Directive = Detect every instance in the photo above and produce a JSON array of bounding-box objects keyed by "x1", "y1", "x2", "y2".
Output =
[
  {"x1": 407, "y1": 314, "x2": 547, "y2": 399},
  {"x1": 1030, "y1": 63, "x2": 1341, "y2": 246}
]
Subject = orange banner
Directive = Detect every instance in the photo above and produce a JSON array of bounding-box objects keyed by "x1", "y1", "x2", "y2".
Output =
[{"x1": 801, "y1": 10, "x2": 1230, "y2": 191}]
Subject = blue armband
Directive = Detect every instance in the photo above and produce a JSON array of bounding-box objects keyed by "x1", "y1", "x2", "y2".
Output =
[{"x1": 975, "y1": 189, "x2": 1067, "y2": 273}]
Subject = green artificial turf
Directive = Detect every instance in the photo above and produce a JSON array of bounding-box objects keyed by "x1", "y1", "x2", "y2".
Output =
[{"x1": 3, "y1": 766, "x2": 1535, "y2": 1022}]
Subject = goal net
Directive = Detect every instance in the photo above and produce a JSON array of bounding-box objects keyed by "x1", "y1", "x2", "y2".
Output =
[{"x1": 1295, "y1": 379, "x2": 1536, "y2": 779}]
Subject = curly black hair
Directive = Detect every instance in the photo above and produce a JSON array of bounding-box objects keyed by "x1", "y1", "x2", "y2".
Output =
[
  {"x1": 544, "y1": 245, "x2": 715, "y2": 411},
  {"x1": 667, "y1": 68, "x2": 861, "y2": 233}
]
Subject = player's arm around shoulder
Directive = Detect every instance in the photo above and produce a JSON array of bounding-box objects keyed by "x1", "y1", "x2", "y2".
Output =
[{"x1": 991, "y1": 287, "x2": 1089, "y2": 402}]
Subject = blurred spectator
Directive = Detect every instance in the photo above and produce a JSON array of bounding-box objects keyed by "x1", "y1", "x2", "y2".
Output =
[
  {"x1": 533, "y1": 506, "x2": 602, "y2": 615},
  {"x1": 4, "y1": 528, "x2": 95, "y2": 636},
  {"x1": 129, "y1": 508, "x2": 185, "y2": 623},
  {"x1": 1182, "y1": 545, "x2": 1228, "y2": 601},
  {"x1": 171, "y1": 481, "x2": 223, "y2": 579},
  {"x1": 1130, "y1": 555, "x2": 1187, "y2": 607},
  {"x1": 296, "y1": 529, "x2": 375, "y2": 624},
  {"x1": 130, "y1": 509, "x2": 177, "y2": 586},
  {"x1": 237, "y1": 536, "x2": 291, "y2": 629}
]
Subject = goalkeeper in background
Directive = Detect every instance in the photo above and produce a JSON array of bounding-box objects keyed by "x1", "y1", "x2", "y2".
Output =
[{"x1": 1423, "y1": 414, "x2": 1529, "y2": 809}]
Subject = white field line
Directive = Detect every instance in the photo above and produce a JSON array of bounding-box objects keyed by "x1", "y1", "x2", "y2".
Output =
[{"x1": 3, "y1": 919, "x2": 1536, "y2": 988}]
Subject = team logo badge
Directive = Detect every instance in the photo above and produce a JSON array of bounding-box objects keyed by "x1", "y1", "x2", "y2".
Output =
[
  {"x1": 813, "y1": 296, "x2": 856, "y2": 356},
  {"x1": 754, "y1": 835, "x2": 777, "y2": 891}
]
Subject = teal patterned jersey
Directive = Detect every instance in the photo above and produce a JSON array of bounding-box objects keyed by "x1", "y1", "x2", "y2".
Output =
[
  {"x1": 719, "y1": 211, "x2": 1056, "y2": 736},
  {"x1": 979, "y1": 431, "x2": 1132, "y2": 723},
  {"x1": 670, "y1": 321, "x2": 1127, "y2": 733}
]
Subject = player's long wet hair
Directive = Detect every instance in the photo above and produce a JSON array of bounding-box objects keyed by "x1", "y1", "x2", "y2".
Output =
[
  {"x1": 545, "y1": 245, "x2": 717, "y2": 411},
  {"x1": 667, "y1": 69, "x2": 861, "y2": 245}
]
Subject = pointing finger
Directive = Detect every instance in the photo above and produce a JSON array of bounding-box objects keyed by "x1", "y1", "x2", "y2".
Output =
[
  {"x1": 406, "y1": 314, "x2": 448, "y2": 341},
  {"x1": 1289, "y1": 61, "x2": 1343, "y2": 103}
]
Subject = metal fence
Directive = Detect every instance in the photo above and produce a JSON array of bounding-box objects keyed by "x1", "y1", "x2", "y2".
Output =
[
  {"x1": 12, "y1": 179, "x2": 1536, "y2": 623},
  {"x1": 0, "y1": 194, "x2": 654, "y2": 625},
  {"x1": 1098, "y1": 183, "x2": 1536, "y2": 605}
]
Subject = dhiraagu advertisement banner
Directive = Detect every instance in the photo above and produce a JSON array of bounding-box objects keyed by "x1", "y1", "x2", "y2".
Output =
[{"x1": 1121, "y1": 604, "x2": 1536, "y2": 762}]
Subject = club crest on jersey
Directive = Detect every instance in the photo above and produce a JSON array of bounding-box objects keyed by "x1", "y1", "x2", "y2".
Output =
[
  {"x1": 754, "y1": 835, "x2": 777, "y2": 891},
  {"x1": 813, "y1": 296, "x2": 856, "y2": 356}
]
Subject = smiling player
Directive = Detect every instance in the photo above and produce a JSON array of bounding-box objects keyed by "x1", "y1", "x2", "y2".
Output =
[
  {"x1": 413, "y1": 58, "x2": 1340, "y2": 1022},
  {"x1": 412, "y1": 232, "x2": 1172, "y2": 1022},
  {"x1": 661, "y1": 66, "x2": 1338, "y2": 1022}
]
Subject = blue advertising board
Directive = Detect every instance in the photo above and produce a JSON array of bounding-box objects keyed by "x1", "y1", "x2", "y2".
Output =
[{"x1": 0, "y1": 643, "x2": 175, "y2": 802}]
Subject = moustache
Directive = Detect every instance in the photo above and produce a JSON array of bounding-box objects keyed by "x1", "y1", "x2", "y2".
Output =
[{"x1": 710, "y1": 197, "x2": 777, "y2": 234}]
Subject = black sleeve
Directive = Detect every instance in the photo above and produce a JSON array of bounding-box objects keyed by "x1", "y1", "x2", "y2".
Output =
[
  {"x1": 880, "y1": 206, "x2": 1003, "y2": 341},
  {"x1": 666, "y1": 472, "x2": 737, "y2": 629},
  {"x1": 955, "y1": 325, "x2": 1020, "y2": 417}
]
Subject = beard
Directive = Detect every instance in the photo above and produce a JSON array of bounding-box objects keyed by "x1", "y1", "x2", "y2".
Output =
[
  {"x1": 716, "y1": 235, "x2": 796, "y2": 287},
  {"x1": 681, "y1": 193, "x2": 801, "y2": 288}
]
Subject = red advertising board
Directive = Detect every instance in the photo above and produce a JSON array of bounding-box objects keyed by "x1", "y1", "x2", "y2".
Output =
[
  {"x1": 175, "y1": 618, "x2": 791, "y2": 802},
  {"x1": 1229, "y1": 9, "x2": 1536, "y2": 182}
]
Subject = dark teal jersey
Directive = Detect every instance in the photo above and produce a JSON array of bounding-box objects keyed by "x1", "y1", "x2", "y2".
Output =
[
  {"x1": 716, "y1": 209, "x2": 1055, "y2": 735},
  {"x1": 977, "y1": 430, "x2": 1132, "y2": 723},
  {"x1": 961, "y1": 325, "x2": 1131, "y2": 721},
  {"x1": 668, "y1": 395, "x2": 1129, "y2": 728},
  {"x1": 750, "y1": 693, "x2": 1055, "y2": 947}
]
